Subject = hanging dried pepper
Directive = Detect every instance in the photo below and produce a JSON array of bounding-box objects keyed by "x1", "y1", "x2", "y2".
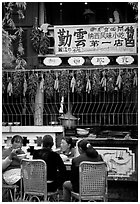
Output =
[
  {"x1": 86, "y1": 72, "x2": 91, "y2": 94},
  {"x1": 121, "y1": 70, "x2": 133, "y2": 95},
  {"x1": 91, "y1": 70, "x2": 101, "y2": 95},
  {"x1": 133, "y1": 69, "x2": 138, "y2": 87},
  {"x1": 75, "y1": 70, "x2": 85, "y2": 94},
  {"x1": 106, "y1": 69, "x2": 116, "y2": 92},
  {"x1": 23, "y1": 76, "x2": 27, "y2": 96},
  {"x1": 12, "y1": 71, "x2": 24, "y2": 97},
  {"x1": 30, "y1": 18, "x2": 41, "y2": 53},
  {"x1": 115, "y1": 69, "x2": 123, "y2": 90},
  {"x1": 70, "y1": 72, "x2": 76, "y2": 93},
  {"x1": 2, "y1": 72, "x2": 7, "y2": 94},
  {"x1": 7, "y1": 77, "x2": 13, "y2": 96},
  {"x1": 27, "y1": 73, "x2": 39, "y2": 99},
  {"x1": 100, "y1": 70, "x2": 107, "y2": 91},
  {"x1": 30, "y1": 27, "x2": 41, "y2": 53},
  {"x1": 44, "y1": 71, "x2": 55, "y2": 98},
  {"x1": 39, "y1": 33, "x2": 50, "y2": 55},
  {"x1": 39, "y1": 73, "x2": 44, "y2": 93},
  {"x1": 15, "y1": 58, "x2": 27, "y2": 70},
  {"x1": 59, "y1": 70, "x2": 69, "y2": 97},
  {"x1": 54, "y1": 72, "x2": 59, "y2": 91}
]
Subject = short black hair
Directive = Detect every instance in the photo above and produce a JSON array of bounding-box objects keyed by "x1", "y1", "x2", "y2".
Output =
[
  {"x1": 43, "y1": 135, "x2": 54, "y2": 148},
  {"x1": 11, "y1": 135, "x2": 23, "y2": 144}
]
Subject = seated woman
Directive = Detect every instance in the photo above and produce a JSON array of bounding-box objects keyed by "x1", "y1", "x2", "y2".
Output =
[
  {"x1": 63, "y1": 139, "x2": 104, "y2": 202},
  {"x1": 2, "y1": 135, "x2": 25, "y2": 201},
  {"x1": 2, "y1": 149, "x2": 19, "y2": 171},
  {"x1": 60, "y1": 137, "x2": 76, "y2": 158},
  {"x1": 2, "y1": 135, "x2": 25, "y2": 185}
]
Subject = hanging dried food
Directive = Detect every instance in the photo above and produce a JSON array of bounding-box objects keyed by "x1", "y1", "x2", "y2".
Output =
[
  {"x1": 7, "y1": 77, "x2": 13, "y2": 96},
  {"x1": 100, "y1": 70, "x2": 107, "y2": 91},
  {"x1": 2, "y1": 72, "x2": 7, "y2": 94},
  {"x1": 115, "y1": 69, "x2": 123, "y2": 90},
  {"x1": 70, "y1": 72, "x2": 76, "y2": 93},
  {"x1": 12, "y1": 71, "x2": 24, "y2": 97},
  {"x1": 39, "y1": 73, "x2": 44, "y2": 93},
  {"x1": 86, "y1": 72, "x2": 91, "y2": 94},
  {"x1": 30, "y1": 20, "x2": 51, "y2": 55},
  {"x1": 44, "y1": 71, "x2": 55, "y2": 98},
  {"x1": 132, "y1": 69, "x2": 138, "y2": 87},
  {"x1": 75, "y1": 70, "x2": 85, "y2": 94},
  {"x1": 91, "y1": 70, "x2": 101, "y2": 95},
  {"x1": 27, "y1": 73, "x2": 39, "y2": 100},
  {"x1": 59, "y1": 70, "x2": 69, "y2": 97},
  {"x1": 30, "y1": 17, "x2": 41, "y2": 53},
  {"x1": 39, "y1": 33, "x2": 50, "y2": 55},
  {"x1": 54, "y1": 72, "x2": 59, "y2": 91},
  {"x1": 106, "y1": 69, "x2": 116, "y2": 92},
  {"x1": 15, "y1": 58, "x2": 27, "y2": 70},
  {"x1": 30, "y1": 27, "x2": 41, "y2": 53},
  {"x1": 121, "y1": 70, "x2": 133, "y2": 95}
]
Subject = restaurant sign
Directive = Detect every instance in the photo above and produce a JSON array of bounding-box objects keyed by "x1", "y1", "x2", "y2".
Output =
[{"x1": 54, "y1": 23, "x2": 137, "y2": 56}]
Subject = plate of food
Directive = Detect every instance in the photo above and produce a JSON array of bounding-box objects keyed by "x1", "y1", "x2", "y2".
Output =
[{"x1": 60, "y1": 154, "x2": 68, "y2": 162}]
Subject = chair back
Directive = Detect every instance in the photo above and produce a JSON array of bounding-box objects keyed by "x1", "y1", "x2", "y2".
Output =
[
  {"x1": 21, "y1": 159, "x2": 47, "y2": 201},
  {"x1": 79, "y1": 161, "x2": 107, "y2": 201}
]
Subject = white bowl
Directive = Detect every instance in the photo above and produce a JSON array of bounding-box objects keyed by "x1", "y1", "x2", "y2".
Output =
[
  {"x1": 17, "y1": 154, "x2": 26, "y2": 159},
  {"x1": 77, "y1": 128, "x2": 89, "y2": 135},
  {"x1": 60, "y1": 154, "x2": 68, "y2": 162}
]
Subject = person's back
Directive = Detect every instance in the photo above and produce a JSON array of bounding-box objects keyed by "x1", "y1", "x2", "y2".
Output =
[
  {"x1": 33, "y1": 135, "x2": 66, "y2": 192},
  {"x1": 71, "y1": 150, "x2": 103, "y2": 193},
  {"x1": 63, "y1": 139, "x2": 104, "y2": 201}
]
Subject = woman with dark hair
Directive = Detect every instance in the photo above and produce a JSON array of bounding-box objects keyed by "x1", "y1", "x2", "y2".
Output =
[
  {"x1": 63, "y1": 139, "x2": 103, "y2": 202},
  {"x1": 2, "y1": 135, "x2": 25, "y2": 201},
  {"x1": 2, "y1": 135, "x2": 25, "y2": 173},
  {"x1": 60, "y1": 137, "x2": 76, "y2": 158}
]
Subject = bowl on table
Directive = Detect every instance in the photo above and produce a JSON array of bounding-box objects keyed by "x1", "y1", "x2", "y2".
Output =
[{"x1": 76, "y1": 128, "x2": 89, "y2": 136}]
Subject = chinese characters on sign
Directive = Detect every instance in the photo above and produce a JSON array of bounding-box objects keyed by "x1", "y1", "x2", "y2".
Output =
[{"x1": 54, "y1": 24, "x2": 137, "y2": 56}]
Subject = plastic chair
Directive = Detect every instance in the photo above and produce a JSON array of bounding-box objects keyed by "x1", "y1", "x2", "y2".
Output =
[
  {"x1": 20, "y1": 159, "x2": 59, "y2": 201},
  {"x1": 71, "y1": 161, "x2": 108, "y2": 202}
]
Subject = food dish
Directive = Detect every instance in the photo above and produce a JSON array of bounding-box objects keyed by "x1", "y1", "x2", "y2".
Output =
[{"x1": 60, "y1": 154, "x2": 69, "y2": 162}]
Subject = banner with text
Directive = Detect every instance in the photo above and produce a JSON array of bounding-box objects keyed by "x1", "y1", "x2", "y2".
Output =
[{"x1": 54, "y1": 23, "x2": 137, "y2": 56}]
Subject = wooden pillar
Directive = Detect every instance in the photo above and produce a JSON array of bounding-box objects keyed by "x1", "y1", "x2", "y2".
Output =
[{"x1": 39, "y1": 2, "x2": 45, "y2": 26}]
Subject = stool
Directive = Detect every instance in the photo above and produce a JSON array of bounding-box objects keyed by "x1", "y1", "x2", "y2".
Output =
[{"x1": 2, "y1": 184, "x2": 19, "y2": 201}]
